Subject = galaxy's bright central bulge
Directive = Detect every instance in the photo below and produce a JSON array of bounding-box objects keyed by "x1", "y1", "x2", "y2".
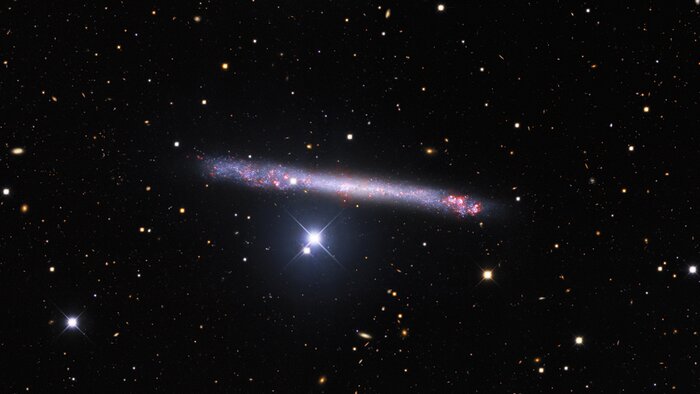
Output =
[{"x1": 209, "y1": 158, "x2": 482, "y2": 217}]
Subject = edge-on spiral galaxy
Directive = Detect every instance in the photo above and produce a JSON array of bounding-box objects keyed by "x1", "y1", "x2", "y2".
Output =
[{"x1": 207, "y1": 158, "x2": 482, "y2": 217}]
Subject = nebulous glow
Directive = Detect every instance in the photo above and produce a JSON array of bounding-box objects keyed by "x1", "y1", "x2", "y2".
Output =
[{"x1": 208, "y1": 158, "x2": 483, "y2": 217}]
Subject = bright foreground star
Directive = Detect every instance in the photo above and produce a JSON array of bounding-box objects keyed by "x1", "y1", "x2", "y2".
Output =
[
  {"x1": 67, "y1": 317, "x2": 78, "y2": 328},
  {"x1": 208, "y1": 158, "x2": 483, "y2": 217},
  {"x1": 308, "y1": 232, "x2": 321, "y2": 245},
  {"x1": 482, "y1": 270, "x2": 493, "y2": 280},
  {"x1": 690, "y1": 266, "x2": 697, "y2": 274},
  {"x1": 286, "y1": 211, "x2": 344, "y2": 268}
]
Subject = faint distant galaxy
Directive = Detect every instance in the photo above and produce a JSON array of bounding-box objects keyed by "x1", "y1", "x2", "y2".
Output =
[{"x1": 207, "y1": 158, "x2": 483, "y2": 217}]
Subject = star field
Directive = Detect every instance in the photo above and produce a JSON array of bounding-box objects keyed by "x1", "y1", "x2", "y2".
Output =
[{"x1": 2, "y1": 1, "x2": 699, "y2": 392}]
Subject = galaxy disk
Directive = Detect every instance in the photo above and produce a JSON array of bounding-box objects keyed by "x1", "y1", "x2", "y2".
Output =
[{"x1": 208, "y1": 158, "x2": 482, "y2": 217}]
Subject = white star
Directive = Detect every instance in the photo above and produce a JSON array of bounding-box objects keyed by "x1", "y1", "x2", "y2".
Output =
[
  {"x1": 308, "y1": 232, "x2": 321, "y2": 245},
  {"x1": 286, "y1": 210, "x2": 344, "y2": 267},
  {"x1": 67, "y1": 317, "x2": 78, "y2": 328},
  {"x1": 690, "y1": 265, "x2": 697, "y2": 274}
]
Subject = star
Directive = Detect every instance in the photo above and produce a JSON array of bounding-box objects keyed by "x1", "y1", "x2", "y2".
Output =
[
  {"x1": 690, "y1": 265, "x2": 697, "y2": 274},
  {"x1": 308, "y1": 232, "x2": 321, "y2": 245},
  {"x1": 482, "y1": 270, "x2": 493, "y2": 280},
  {"x1": 575, "y1": 336, "x2": 584, "y2": 345},
  {"x1": 285, "y1": 210, "x2": 344, "y2": 268},
  {"x1": 56, "y1": 309, "x2": 88, "y2": 337}
]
